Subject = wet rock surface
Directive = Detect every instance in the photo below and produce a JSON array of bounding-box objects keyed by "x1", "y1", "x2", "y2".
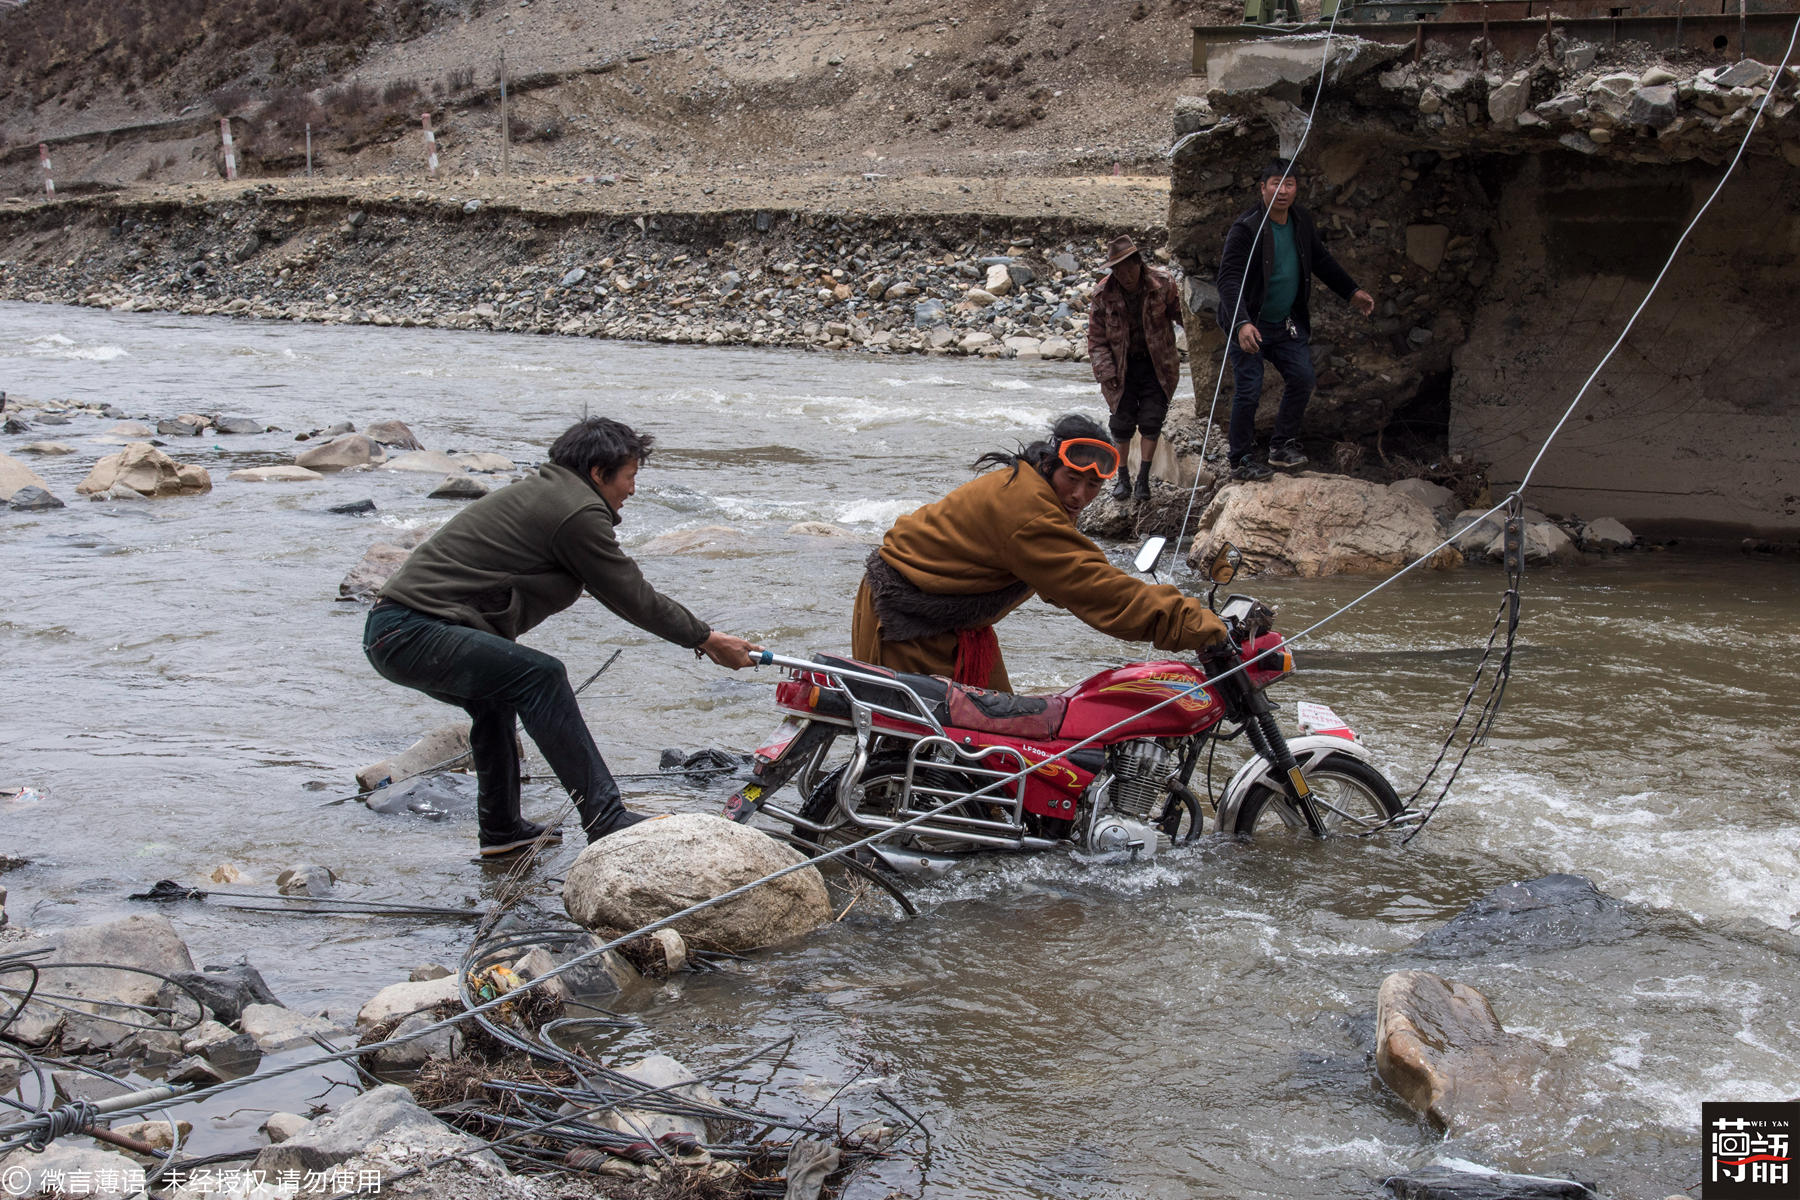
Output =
[
  {"x1": 1409, "y1": 874, "x2": 1638, "y2": 957},
  {"x1": 1384, "y1": 1165, "x2": 1603, "y2": 1200},
  {"x1": 563, "y1": 812, "x2": 832, "y2": 952},
  {"x1": 1192, "y1": 472, "x2": 1462, "y2": 577}
]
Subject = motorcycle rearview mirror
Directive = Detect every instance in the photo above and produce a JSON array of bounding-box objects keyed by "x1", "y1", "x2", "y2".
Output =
[
  {"x1": 1208, "y1": 543, "x2": 1242, "y2": 585},
  {"x1": 1133, "y1": 535, "x2": 1168, "y2": 579}
]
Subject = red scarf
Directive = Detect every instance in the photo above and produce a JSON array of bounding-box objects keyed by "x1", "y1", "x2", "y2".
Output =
[{"x1": 954, "y1": 626, "x2": 1000, "y2": 688}]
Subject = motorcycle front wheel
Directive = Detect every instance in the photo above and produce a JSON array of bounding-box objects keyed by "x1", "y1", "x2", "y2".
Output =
[{"x1": 1228, "y1": 752, "x2": 1404, "y2": 838}]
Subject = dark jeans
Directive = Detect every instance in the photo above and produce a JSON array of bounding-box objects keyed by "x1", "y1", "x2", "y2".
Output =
[
  {"x1": 1228, "y1": 320, "x2": 1315, "y2": 459},
  {"x1": 362, "y1": 603, "x2": 623, "y2": 841}
]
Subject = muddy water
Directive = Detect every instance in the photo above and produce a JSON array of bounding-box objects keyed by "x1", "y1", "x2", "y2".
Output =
[{"x1": 2, "y1": 301, "x2": 1796, "y2": 1199}]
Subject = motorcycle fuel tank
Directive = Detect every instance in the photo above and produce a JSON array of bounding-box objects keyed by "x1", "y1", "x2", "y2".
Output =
[{"x1": 1057, "y1": 660, "x2": 1222, "y2": 742}]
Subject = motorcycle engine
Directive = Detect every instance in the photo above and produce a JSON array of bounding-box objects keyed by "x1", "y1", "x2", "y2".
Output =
[{"x1": 1108, "y1": 739, "x2": 1175, "y2": 821}]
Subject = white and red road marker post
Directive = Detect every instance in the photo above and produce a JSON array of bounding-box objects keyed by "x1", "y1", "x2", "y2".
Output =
[
  {"x1": 39, "y1": 144, "x2": 53, "y2": 195},
  {"x1": 422, "y1": 113, "x2": 439, "y2": 174},
  {"x1": 220, "y1": 118, "x2": 237, "y2": 181}
]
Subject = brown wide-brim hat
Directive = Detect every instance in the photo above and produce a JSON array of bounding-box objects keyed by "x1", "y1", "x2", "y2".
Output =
[{"x1": 1103, "y1": 234, "x2": 1142, "y2": 268}]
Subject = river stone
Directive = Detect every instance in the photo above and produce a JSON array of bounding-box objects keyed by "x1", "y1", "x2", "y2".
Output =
[
  {"x1": 157, "y1": 415, "x2": 208, "y2": 437},
  {"x1": 356, "y1": 974, "x2": 462, "y2": 1032},
  {"x1": 295, "y1": 432, "x2": 386, "y2": 471},
  {"x1": 511, "y1": 939, "x2": 640, "y2": 1003},
  {"x1": 252, "y1": 1084, "x2": 504, "y2": 1177},
  {"x1": 1487, "y1": 74, "x2": 1530, "y2": 124},
  {"x1": 1192, "y1": 474, "x2": 1461, "y2": 577},
  {"x1": 1, "y1": 415, "x2": 29, "y2": 434},
  {"x1": 0, "y1": 451, "x2": 50, "y2": 501},
  {"x1": 357, "y1": 723, "x2": 472, "y2": 791},
  {"x1": 238, "y1": 1002, "x2": 346, "y2": 1052},
  {"x1": 1384, "y1": 1165, "x2": 1603, "y2": 1200},
  {"x1": 106, "y1": 421, "x2": 156, "y2": 437},
  {"x1": 452, "y1": 452, "x2": 515, "y2": 473},
  {"x1": 168, "y1": 960, "x2": 280, "y2": 1026},
  {"x1": 1627, "y1": 84, "x2": 1679, "y2": 128},
  {"x1": 276, "y1": 863, "x2": 336, "y2": 897},
  {"x1": 983, "y1": 263, "x2": 1013, "y2": 296},
  {"x1": 6, "y1": 915, "x2": 197, "y2": 1046},
  {"x1": 8, "y1": 486, "x2": 64, "y2": 511},
  {"x1": 1484, "y1": 520, "x2": 1579, "y2": 565},
  {"x1": 338, "y1": 526, "x2": 437, "y2": 601},
  {"x1": 1449, "y1": 508, "x2": 1502, "y2": 555},
  {"x1": 329, "y1": 498, "x2": 378, "y2": 516},
  {"x1": 77, "y1": 442, "x2": 211, "y2": 497},
  {"x1": 0, "y1": 1144, "x2": 146, "y2": 1199},
  {"x1": 228, "y1": 465, "x2": 323, "y2": 483},
  {"x1": 1388, "y1": 478, "x2": 1457, "y2": 523},
  {"x1": 17, "y1": 441, "x2": 76, "y2": 455},
  {"x1": 362, "y1": 771, "x2": 477, "y2": 817},
  {"x1": 384, "y1": 449, "x2": 464, "y2": 474},
  {"x1": 563, "y1": 813, "x2": 832, "y2": 952},
  {"x1": 1410, "y1": 875, "x2": 1636, "y2": 957},
  {"x1": 365, "y1": 1009, "x2": 462, "y2": 1072},
  {"x1": 428, "y1": 473, "x2": 489, "y2": 499},
  {"x1": 594, "y1": 1055, "x2": 725, "y2": 1143},
  {"x1": 263, "y1": 1112, "x2": 313, "y2": 1143},
  {"x1": 1375, "y1": 970, "x2": 1558, "y2": 1132},
  {"x1": 213, "y1": 416, "x2": 264, "y2": 435},
  {"x1": 364, "y1": 419, "x2": 424, "y2": 450},
  {"x1": 1579, "y1": 517, "x2": 1634, "y2": 552}
]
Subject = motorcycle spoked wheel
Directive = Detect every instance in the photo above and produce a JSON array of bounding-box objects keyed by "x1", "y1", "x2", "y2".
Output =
[
  {"x1": 1228, "y1": 752, "x2": 1404, "y2": 839},
  {"x1": 798, "y1": 753, "x2": 993, "y2": 858}
]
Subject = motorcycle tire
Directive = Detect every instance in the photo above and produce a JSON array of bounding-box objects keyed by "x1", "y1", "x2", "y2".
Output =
[
  {"x1": 1228, "y1": 752, "x2": 1403, "y2": 839},
  {"x1": 799, "y1": 753, "x2": 993, "y2": 854},
  {"x1": 1159, "y1": 781, "x2": 1205, "y2": 845}
]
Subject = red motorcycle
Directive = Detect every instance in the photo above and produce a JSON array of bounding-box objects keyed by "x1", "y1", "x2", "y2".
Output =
[{"x1": 723, "y1": 544, "x2": 1407, "y2": 872}]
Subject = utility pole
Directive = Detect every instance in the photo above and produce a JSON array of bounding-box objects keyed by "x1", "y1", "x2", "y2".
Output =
[
  {"x1": 499, "y1": 47, "x2": 510, "y2": 176},
  {"x1": 305, "y1": 124, "x2": 313, "y2": 178}
]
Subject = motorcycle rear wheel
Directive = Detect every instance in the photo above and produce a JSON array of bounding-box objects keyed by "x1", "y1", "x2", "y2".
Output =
[
  {"x1": 798, "y1": 754, "x2": 995, "y2": 855},
  {"x1": 1228, "y1": 752, "x2": 1403, "y2": 839}
]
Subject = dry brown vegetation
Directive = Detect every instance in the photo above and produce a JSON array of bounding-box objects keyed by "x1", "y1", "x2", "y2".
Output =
[{"x1": 0, "y1": 0, "x2": 436, "y2": 104}]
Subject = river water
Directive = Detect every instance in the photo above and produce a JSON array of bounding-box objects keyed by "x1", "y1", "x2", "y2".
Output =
[{"x1": 2, "y1": 301, "x2": 1797, "y2": 1199}]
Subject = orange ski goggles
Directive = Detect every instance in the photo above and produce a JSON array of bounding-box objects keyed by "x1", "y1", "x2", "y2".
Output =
[{"x1": 1056, "y1": 437, "x2": 1121, "y2": 479}]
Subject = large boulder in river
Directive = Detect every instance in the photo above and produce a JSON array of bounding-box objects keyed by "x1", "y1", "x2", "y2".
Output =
[
  {"x1": 364, "y1": 419, "x2": 424, "y2": 451},
  {"x1": 1191, "y1": 473, "x2": 1460, "y2": 577},
  {"x1": 7, "y1": 915, "x2": 197, "y2": 1047},
  {"x1": 563, "y1": 813, "x2": 832, "y2": 952},
  {"x1": 296, "y1": 433, "x2": 386, "y2": 471},
  {"x1": 337, "y1": 525, "x2": 437, "y2": 600},
  {"x1": 75, "y1": 442, "x2": 211, "y2": 497},
  {"x1": 1374, "y1": 969, "x2": 1559, "y2": 1133},
  {"x1": 0, "y1": 451, "x2": 50, "y2": 501}
]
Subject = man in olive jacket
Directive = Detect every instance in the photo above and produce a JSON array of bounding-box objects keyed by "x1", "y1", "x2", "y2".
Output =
[
  {"x1": 1216, "y1": 159, "x2": 1374, "y2": 481},
  {"x1": 364, "y1": 417, "x2": 760, "y2": 859}
]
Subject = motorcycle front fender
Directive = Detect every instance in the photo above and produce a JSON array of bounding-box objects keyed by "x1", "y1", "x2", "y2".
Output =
[{"x1": 1214, "y1": 734, "x2": 1378, "y2": 832}]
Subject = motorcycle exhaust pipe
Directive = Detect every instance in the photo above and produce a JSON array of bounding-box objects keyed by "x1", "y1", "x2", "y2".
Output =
[{"x1": 870, "y1": 846, "x2": 964, "y2": 877}]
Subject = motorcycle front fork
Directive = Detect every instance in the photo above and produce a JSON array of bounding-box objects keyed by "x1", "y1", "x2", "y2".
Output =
[{"x1": 1237, "y1": 683, "x2": 1329, "y2": 837}]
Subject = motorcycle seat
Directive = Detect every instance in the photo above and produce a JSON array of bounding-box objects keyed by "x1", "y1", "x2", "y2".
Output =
[
  {"x1": 810, "y1": 653, "x2": 1065, "y2": 740},
  {"x1": 941, "y1": 685, "x2": 1067, "y2": 740}
]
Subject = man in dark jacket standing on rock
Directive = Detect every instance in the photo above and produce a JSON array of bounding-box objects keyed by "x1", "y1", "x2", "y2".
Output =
[
  {"x1": 364, "y1": 417, "x2": 761, "y2": 859},
  {"x1": 1087, "y1": 235, "x2": 1183, "y2": 504},
  {"x1": 1216, "y1": 160, "x2": 1374, "y2": 481}
]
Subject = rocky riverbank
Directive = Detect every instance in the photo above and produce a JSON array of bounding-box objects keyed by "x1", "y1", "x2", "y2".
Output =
[{"x1": 0, "y1": 173, "x2": 1183, "y2": 362}]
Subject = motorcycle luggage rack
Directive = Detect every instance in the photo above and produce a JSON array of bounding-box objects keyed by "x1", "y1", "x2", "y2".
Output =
[
  {"x1": 891, "y1": 736, "x2": 1030, "y2": 840},
  {"x1": 772, "y1": 654, "x2": 946, "y2": 740}
]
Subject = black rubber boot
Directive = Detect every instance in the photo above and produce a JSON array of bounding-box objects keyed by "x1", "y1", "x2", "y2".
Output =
[
  {"x1": 1133, "y1": 462, "x2": 1153, "y2": 503},
  {"x1": 1110, "y1": 474, "x2": 1131, "y2": 501}
]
